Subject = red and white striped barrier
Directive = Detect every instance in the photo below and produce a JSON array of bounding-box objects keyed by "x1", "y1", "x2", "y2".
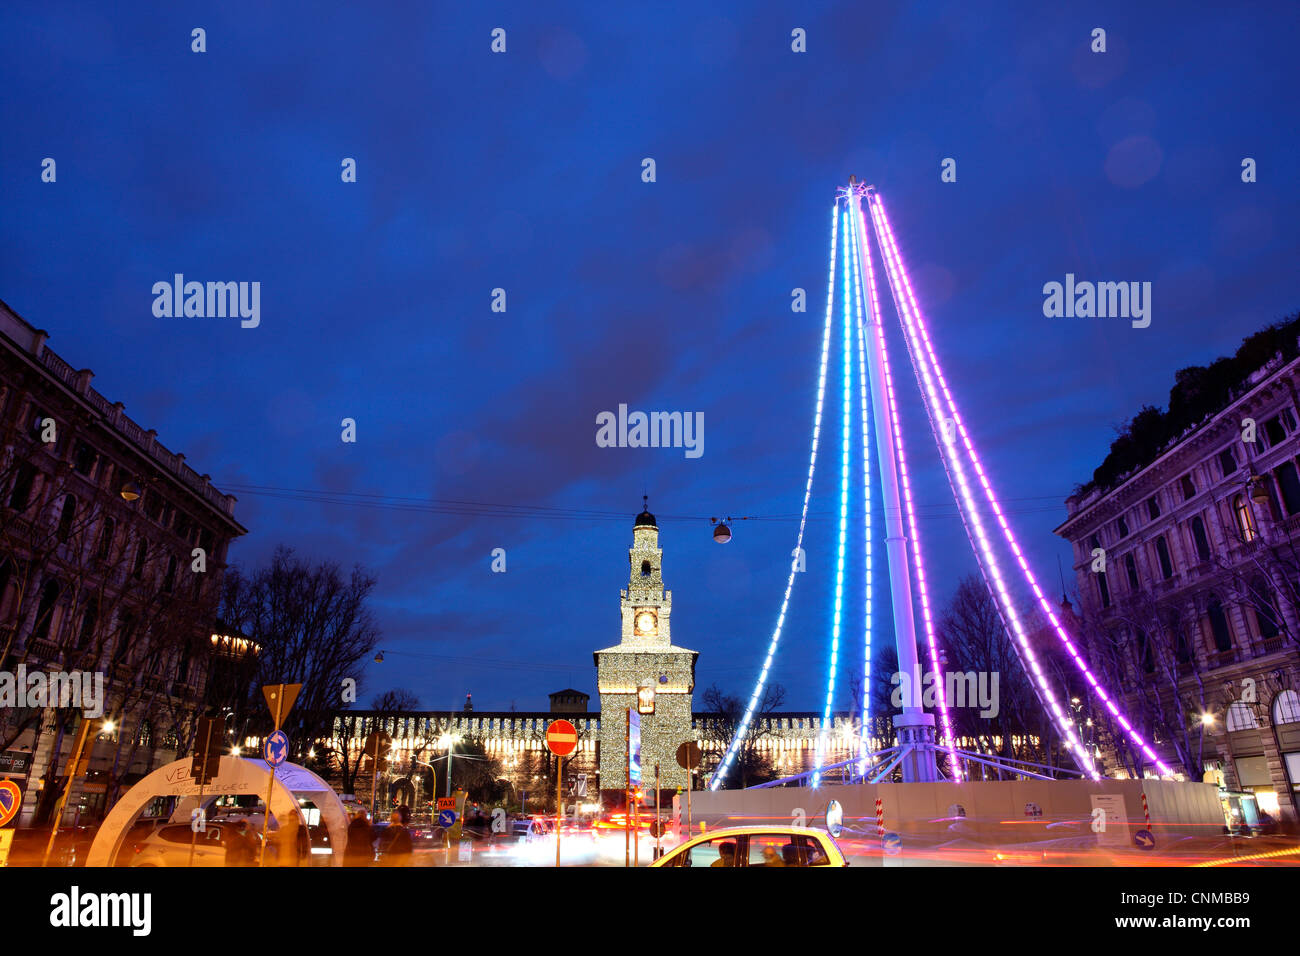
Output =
[{"x1": 875, "y1": 798, "x2": 884, "y2": 838}]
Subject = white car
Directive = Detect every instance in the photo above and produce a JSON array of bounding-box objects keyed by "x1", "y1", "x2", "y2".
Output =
[
  {"x1": 650, "y1": 825, "x2": 847, "y2": 867},
  {"x1": 128, "y1": 822, "x2": 258, "y2": 867}
]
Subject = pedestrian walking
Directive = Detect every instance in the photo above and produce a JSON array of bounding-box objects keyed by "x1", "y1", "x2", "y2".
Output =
[{"x1": 344, "y1": 809, "x2": 374, "y2": 867}]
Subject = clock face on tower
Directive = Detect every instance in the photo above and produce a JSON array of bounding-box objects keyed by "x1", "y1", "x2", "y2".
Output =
[{"x1": 634, "y1": 609, "x2": 657, "y2": 636}]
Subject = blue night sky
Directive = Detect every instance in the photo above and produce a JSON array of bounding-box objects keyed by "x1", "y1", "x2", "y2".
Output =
[{"x1": 2, "y1": 2, "x2": 1297, "y2": 712}]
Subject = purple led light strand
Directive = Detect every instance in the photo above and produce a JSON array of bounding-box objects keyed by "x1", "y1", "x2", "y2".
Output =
[
  {"x1": 848, "y1": 206, "x2": 874, "y2": 776},
  {"x1": 865, "y1": 197, "x2": 1098, "y2": 778},
  {"x1": 849, "y1": 199, "x2": 960, "y2": 780},
  {"x1": 711, "y1": 206, "x2": 839, "y2": 790},
  {"x1": 814, "y1": 209, "x2": 853, "y2": 789},
  {"x1": 869, "y1": 195, "x2": 1171, "y2": 776}
]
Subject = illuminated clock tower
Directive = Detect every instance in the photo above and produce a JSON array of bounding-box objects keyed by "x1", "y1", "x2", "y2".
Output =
[{"x1": 595, "y1": 500, "x2": 697, "y2": 800}]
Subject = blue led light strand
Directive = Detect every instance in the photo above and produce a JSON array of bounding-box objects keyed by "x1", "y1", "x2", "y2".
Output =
[
  {"x1": 813, "y1": 208, "x2": 852, "y2": 788},
  {"x1": 710, "y1": 205, "x2": 839, "y2": 790}
]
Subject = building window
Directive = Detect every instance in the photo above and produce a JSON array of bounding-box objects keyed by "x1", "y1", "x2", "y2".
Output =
[
  {"x1": 1155, "y1": 536, "x2": 1174, "y2": 579},
  {"x1": 1097, "y1": 571, "x2": 1111, "y2": 608},
  {"x1": 1141, "y1": 630, "x2": 1155, "y2": 672},
  {"x1": 33, "y1": 579, "x2": 61, "y2": 642},
  {"x1": 1124, "y1": 553, "x2": 1139, "y2": 590},
  {"x1": 1226, "y1": 701, "x2": 1258, "y2": 731},
  {"x1": 1274, "y1": 690, "x2": 1300, "y2": 726},
  {"x1": 133, "y1": 540, "x2": 148, "y2": 578},
  {"x1": 1171, "y1": 617, "x2": 1192, "y2": 663},
  {"x1": 72, "y1": 441, "x2": 97, "y2": 476},
  {"x1": 1206, "y1": 598, "x2": 1233, "y2": 653},
  {"x1": 640, "y1": 560, "x2": 651, "y2": 577},
  {"x1": 1233, "y1": 495, "x2": 1258, "y2": 542},
  {"x1": 1250, "y1": 577, "x2": 1280, "y2": 639},
  {"x1": 0, "y1": 560, "x2": 11, "y2": 617},
  {"x1": 1252, "y1": 474, "x2": 1283, "y2": 521},
  {"x1": 1275, "y1": 461, "x2": 1300, "y2": 516},
  {"x1": 8, "y1": 462, "x2": 37, "y2": 511},
  {"x1": 57, "y1": 495, "x2": 77, "y2": 541},
  {"x1": 1218, "y1": 448, "x2": 1238, "y2": 478},
  {"x1": 1190, "y1": 516, "x2": 1211, "y2": 562},
  {"x1": 1180, "y1": 474, "x2": 1196, "y2": 500},
  {"x1": 1263, "y1": 415, "x2": 1287, "y2": 447},
  {"x1": 77, "y1": 600, "x2": 97, "y2": 649},
  {"x1": 29, "y1": 408, "x2": 52, "y2": 442},
  {"x1": 1116, "y1": 515, "x2": 1129, "y2": 538},
  {"x1": 1147, "y1": 496, "x2": 1160, "y2": 520},
  {"x1": 113, "y1": 615, "x2": 136, "y2": 661},
  {"x1": 98, "y1": 517, "x2": 116, "y2": 561}
]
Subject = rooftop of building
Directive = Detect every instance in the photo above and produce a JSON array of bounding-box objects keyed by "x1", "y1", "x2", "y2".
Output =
[
  {"x1": 1059, "y1": 312, "x2": 1300, "y2": 526},
  {"x1": 0, "y1": 295, "x2": 245, "y2": 530}
]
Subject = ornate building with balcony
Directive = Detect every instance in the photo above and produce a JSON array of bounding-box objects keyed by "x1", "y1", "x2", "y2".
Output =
[
  {"x1": 1056, "y1": 324, "x2": 1300, "y2": 824},
  {"x1": 0, "y1": 297, "x2": 246, "y2": 824}
]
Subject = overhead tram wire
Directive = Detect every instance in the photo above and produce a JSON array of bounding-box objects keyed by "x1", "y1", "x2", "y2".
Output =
[{"x1": 217, "y1": 482, "x2": 1072, "y2": 524}]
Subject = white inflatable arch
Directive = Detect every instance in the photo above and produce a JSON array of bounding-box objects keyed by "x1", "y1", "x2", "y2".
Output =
[{"x1": 85, "y1": 757, "x2": 348, "y2": 867}]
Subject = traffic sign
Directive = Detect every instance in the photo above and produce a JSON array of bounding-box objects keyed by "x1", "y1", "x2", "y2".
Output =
[
  {"x1": 882, "y1": 832, "x2": 902, "y2": 855},
  {"x1": 264, "y1": 730, "x2": 289, "y2": 766},
  {"x1": 1133, "y1": 829, "x2": 1155, "y2": 850},
  {"x1": 261, "y1": 683, "x2": 301, "y2": 731},
  {"x1": 436, "y1": 797, "x2": 457, "y2": 811},
  {"x1": 568, "y1": 773, "x2": 588, "y2": 797},
  {"x1": 438, "y1": 809, "x2": 458, "y2": 828},
  {"x1": 628, "y1": 710, "x2": 642, "y2": 785},
  {"x1": 675, "y1": 741, "x2": 702, "y2": 771},
  {"x1": 362, "y1": 732, "x2": 392, "y2": 772},
  {"x1": 545, "y1": 720, "x2": 578, "y2": 757},
  {"x1": 0, "y1": 780, "x2": 22, "y2": 827}
]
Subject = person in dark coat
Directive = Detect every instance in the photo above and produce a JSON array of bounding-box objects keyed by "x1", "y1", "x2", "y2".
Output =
[
  {"x1": 379, "y1": 806, "x2": 413, "y2": 866},
  {"x1": 225, "y1": 820, "x2": 257, "y2": 867},
  {"x1": 343, "y1": 809, "x2": 374, "y2": 867}
]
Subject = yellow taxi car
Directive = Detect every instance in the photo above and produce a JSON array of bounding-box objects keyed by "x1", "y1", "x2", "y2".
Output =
[{"x1": 649, "y1": 825, "x2": 847, "y2": 867}]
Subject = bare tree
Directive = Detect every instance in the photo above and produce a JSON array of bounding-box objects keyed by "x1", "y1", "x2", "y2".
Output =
[
  {"x1": 699, "y1": 682, "x2": 786, "y2": 789},
  {"x1": 218, "y1": 546, "x2": 380, "y2": 761}
]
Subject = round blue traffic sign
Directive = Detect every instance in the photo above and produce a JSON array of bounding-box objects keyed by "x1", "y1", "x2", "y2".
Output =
[
  {"x1": 264, "y1": 730, "x2": 289, "y2": 766},
  {"x1": 1133, "y1": 829, "x2": 1155, "y2": 850},
  {"x1": 881, "y1": 832, "x2": 902, "y2": 855},
  {"x1": 438, "y1": 809, "x2": 458, "y2": 828}
]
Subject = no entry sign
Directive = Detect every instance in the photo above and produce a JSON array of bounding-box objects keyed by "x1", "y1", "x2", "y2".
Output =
[{"x1": 546, "y1": 720, "x2": 578, "y2": 757}]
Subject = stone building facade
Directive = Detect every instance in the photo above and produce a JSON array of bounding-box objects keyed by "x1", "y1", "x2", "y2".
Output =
[
  {"x1": 0, "y1": 298, "x2": 245, "y2": 824},
  {"x1": 595, "y1": 504, "x2": 697, "y2": 798},
  {"x1": 1056, "y1": 345, "x2": 1300, "y2": 823}
]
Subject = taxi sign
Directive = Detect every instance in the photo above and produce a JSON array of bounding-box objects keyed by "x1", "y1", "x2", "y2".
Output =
[
  {"x1": 436, "y1": 797, "x2": 457, "y2": 811},
  {"x1": 546, "y1": 720, "x2": 578, "y2": 757}
]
